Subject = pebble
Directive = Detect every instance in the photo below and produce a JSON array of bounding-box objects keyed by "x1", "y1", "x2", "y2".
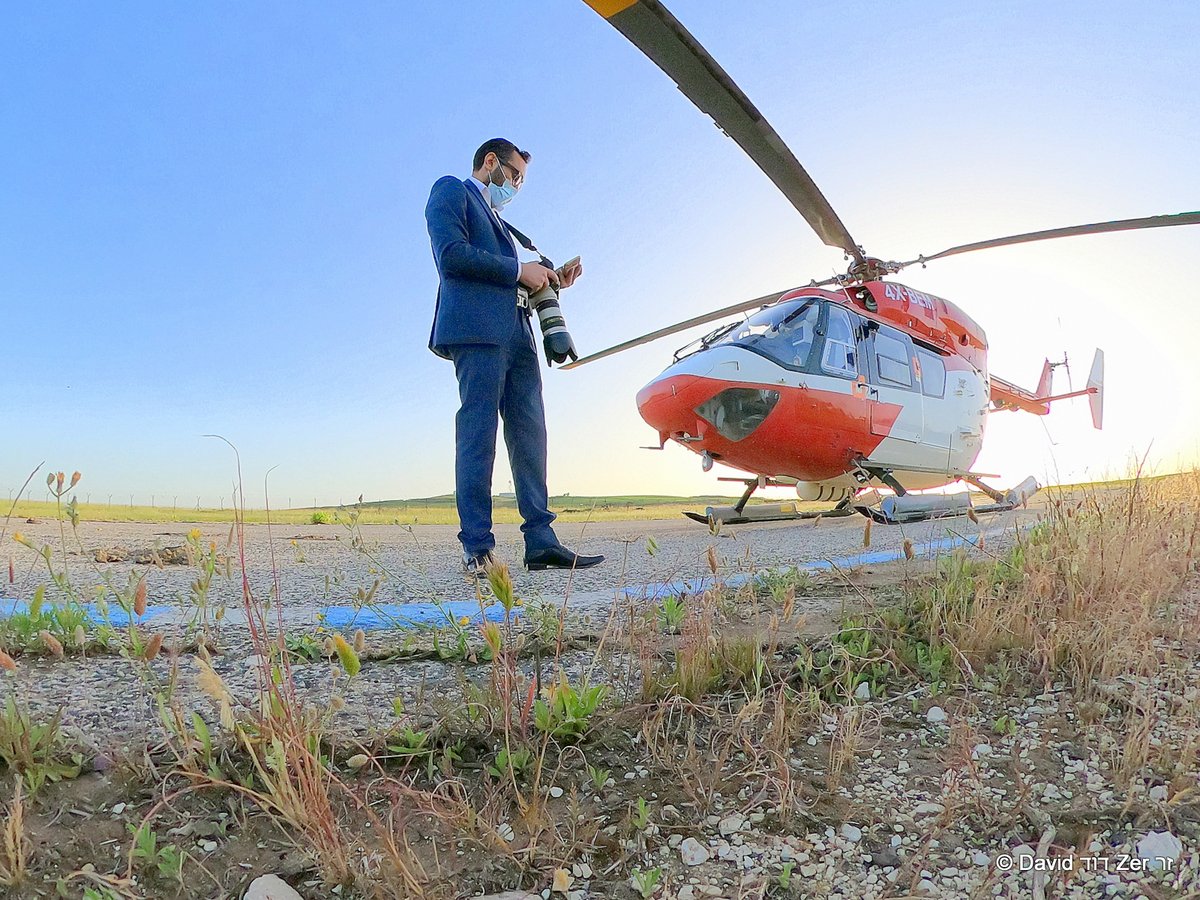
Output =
[
  {"x1": 841, "y1": 823, "x2": 862, "y2": 842},
  {"x1": 926, "y1": 706, "x2": 947, "y2": 723},
  {"x1": 680, "y1": 837, "x2": 709, "y2": 866},
  {"x1": 718, "y1": 814, "x2": 745, "y2": 836},
  {"x1": 855, "y1": 681, "x2": 871, "y2": 700},
  {"x1": 549, "y1": 786, "x2": 564, "y2": 799},
  {"x1": 1135, "y1": 831, "x2": 1182, "y2": 869},
  {"x1": 1148, "y1": 785, "x2": 1169, "y2": 802},
  {"x1": 497, "y1": 823, "x2": 515, "y2": 842},
  {"x1": 245, "y1": 875, "x2": 304, "y2": 900}
]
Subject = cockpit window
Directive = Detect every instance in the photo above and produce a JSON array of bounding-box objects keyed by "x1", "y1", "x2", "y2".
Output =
[{"x1": 704, "y1": 299, "x2": 819, "y2": 368}]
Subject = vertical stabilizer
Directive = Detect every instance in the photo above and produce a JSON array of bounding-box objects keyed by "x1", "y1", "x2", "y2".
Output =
[
  {"x1": 1087, "y1": 349, "x2": 1104, "y2": 429},
  {"x1": 1035, "y1": 358, "x2": 1053, "y2": 398}
]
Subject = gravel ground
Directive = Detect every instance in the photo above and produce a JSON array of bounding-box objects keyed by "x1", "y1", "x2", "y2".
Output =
[
  {"x1": 3, "y1": 503, "x2": 1196, "y2": 899},
  {"x1": 8, "y1": 506, "x2": 1040, "y2": 626},
  {"x1": 2, "y1": 508, "x2": 1039, "y2": 763}
]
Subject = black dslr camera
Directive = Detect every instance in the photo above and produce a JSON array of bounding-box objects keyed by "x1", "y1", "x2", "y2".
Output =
[{"x1": 516, "y1": 261, "x2": 579, "y2": 367}]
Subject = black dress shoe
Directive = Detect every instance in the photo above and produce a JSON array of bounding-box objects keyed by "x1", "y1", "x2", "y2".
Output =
[
  {"x1": 462, "y1": 550, "x2": 498, "y2": 578},
  {"x1": 524, "y1": 545, "x2": 605, "y2": 571}
]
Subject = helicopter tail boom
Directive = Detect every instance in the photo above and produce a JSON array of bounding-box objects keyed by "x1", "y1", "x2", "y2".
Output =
[{"x1": 990, "y1": 348, "x2": 1104, "y2": 428}]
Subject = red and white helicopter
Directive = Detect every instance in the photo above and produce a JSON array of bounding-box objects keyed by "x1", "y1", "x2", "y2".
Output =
[{"x1": 570, "y1": 0, "x2": 1199, "y2": 525}]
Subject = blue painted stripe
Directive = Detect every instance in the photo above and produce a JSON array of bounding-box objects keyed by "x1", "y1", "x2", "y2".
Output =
[
  {"x1": 317, "y1": 601, "x2": 521, "y2": 631},
  {"x1": 0, "y1": 598, "x2": 521, "y2": 633},
  {"x1": 621, "y1": 525, "x2": 1017, "y2": 601},
  {"x1": 0, "y1": 599, "x2": 164, "y2": 627}
]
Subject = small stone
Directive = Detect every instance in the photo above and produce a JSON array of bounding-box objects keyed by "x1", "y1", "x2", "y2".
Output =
[
  {"x1": 807, "y1": 735, "x2": 818, "y2": 746},
  {"x1": 841, "y1": 823, "x2": 862, "y2": 842},
  {"x1": 718, "y1": 814, "x2": 745, "y2": 836},
  {"x1": 972, "y1": 743, "x2": 992, "y2": 759},
  {"x1": 110, "y1": 803, "x2": 126, "y2": 816},
  {"x1": 1148, "y1": 785, "x2": 1169, "y2": 802},
  {"x1": 971, "y1": 851, "x2": 989, "y2": 866},
  {"x1": 549, "y1": 786, "x2": 564, "y2": 799},
  {"x1": 854, "y1": 682, "x2": 871, "y2": 700},
  {"x1": 552, "y1": 869, "x2": 573, "y2": 893},
  {"x1": 571, "y1": 862, "x2": 592, "y2": 879},
  {"x1": 917, "y1": 878, "x2": 937, "y2": 894},
  {"x1": 668, "y1": 833, "x2": 683, "y2": 849},
  {"x1": 913, "y1": 802, "x2": 944, "y2": 817},
  {"x1": 680, "y1": 837, "x2": 709, "y2": 866},
  {"x1": 1136, "y1": 831, "x2": 1182, "y2": 869},
  {"x1": 245, "y1": 875, "x2": 304, "y2": 900},
  {"x1": 497, "y1": 822, "x2": 516, "y2": 842},
  {"x1": 926, "y1": 707, "x2": 947, "y2": 723},
  {"x1": 800, "y1": 863, "x2": 818, "y2": 877},
  {"x1": 872, "y1": 847, "x2": 901, "y2": 867}
]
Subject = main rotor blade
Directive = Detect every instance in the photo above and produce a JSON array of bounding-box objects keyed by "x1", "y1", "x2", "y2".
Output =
[
  {"x1": 561, "y1": 287, "x2": 792, "y2": 370},
  {"x1": 897, "y1": 211, "x2": 1200, "y2": 269},
  {"x1": 582, "y1": 0, "x2": 863, "y2": 264}
]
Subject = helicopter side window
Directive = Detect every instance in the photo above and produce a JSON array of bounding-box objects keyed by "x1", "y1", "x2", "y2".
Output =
[
  {"x1": 916, "y1": 347, "x2": 946, "y2": 398},
  {"x1": 874, "y1": 328, "x2": 913, "y2": 388},
  {"x1": 820, "y1": 306, "x2": 858, "y2": 378}
]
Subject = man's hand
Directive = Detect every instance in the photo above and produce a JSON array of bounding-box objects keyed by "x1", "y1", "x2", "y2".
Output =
[
  {"x1": 519, "y1": 262, "x2": 559, "y2": 292},
  {"x1": 558, "y1": 258, "x2": 583, "y2": 290}
]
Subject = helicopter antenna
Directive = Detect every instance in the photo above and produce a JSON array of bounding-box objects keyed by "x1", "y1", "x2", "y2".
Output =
[{"x1": 1048, "y1": 352, "x2": 1074, "y2": 393}]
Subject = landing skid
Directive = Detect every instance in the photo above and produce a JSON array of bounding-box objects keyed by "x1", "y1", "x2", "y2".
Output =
[
  {"x1": 854, "y1": 475, "x2": 1041, "y2": 524},
  {"x1": 682, "y1": 475, "x2": 1040, "y2": 527},
  {"x1": 682, "y1": 505, "x2": 855, "y2": 525}
]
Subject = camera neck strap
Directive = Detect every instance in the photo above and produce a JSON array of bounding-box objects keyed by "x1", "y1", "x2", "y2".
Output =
[{"x1": 501, "y1": 219, "x2": 554, "y2": 269}]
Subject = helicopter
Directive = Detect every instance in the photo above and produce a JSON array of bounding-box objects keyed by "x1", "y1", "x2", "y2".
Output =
[{"x1": 567, "y1": 0, "x2": 1200, "y2": 525}]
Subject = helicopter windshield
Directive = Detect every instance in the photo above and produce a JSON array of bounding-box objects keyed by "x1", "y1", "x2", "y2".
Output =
[{"x1": 704, "y1": 299, "x2": 820, "y2": 369}]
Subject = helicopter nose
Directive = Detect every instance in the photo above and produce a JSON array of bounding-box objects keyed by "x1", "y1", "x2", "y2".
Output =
[
  {"x1": 636, "y1": 372, "x2": 708, "y2": 441},
  {"x1": 637, "y1": 370, "x2": 782, "y2": 446}
]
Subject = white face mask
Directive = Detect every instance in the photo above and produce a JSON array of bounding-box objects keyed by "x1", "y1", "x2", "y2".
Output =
[{"x1": 487, "y1": 160, "x2": 520, "y2": 210}]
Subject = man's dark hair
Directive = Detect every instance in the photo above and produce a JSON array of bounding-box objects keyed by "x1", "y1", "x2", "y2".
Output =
[{"x1": 473, "y1": 138, "x2": 531, "y2": 171}]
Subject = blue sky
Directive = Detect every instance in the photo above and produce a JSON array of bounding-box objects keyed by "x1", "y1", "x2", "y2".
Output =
[{"x1": 3, "y1": 1, "x2": 1198, "y2": 507}]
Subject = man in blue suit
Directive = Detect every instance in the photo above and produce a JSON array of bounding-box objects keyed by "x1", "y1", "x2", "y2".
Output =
[{"x1": 426, "y1": 138, "x2": 604, "y2": 576}]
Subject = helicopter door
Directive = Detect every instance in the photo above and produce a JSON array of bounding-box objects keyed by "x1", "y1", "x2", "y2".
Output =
[
  {"x1": 867, "y1": 324, "x2": 923, "y2": 443},
  {"x1": 914, "y1": 346, "x2": 951, "y2": 449}
]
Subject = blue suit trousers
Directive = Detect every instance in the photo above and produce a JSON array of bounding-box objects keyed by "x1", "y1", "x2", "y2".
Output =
[{"x1": 447, "y1": 313, "x2": 558, "y2": 556}]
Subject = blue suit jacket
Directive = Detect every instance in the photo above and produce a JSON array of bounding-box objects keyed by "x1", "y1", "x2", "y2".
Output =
[{"x1": 426, "y1": 176, "x2": 520, "y2": 358}]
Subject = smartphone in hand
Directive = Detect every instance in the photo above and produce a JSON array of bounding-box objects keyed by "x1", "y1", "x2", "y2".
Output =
[{"x1": 557, "y1": 255, "x2": 582, "y2": 281}]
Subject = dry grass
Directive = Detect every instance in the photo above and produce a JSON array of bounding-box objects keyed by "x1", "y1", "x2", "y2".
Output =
[
  {"x1": 922, "y1": 471, "x2": 1200, "y2": 692},
  {"x1": 0, "y1": 777, "x2": 29, "y2": 888}
]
